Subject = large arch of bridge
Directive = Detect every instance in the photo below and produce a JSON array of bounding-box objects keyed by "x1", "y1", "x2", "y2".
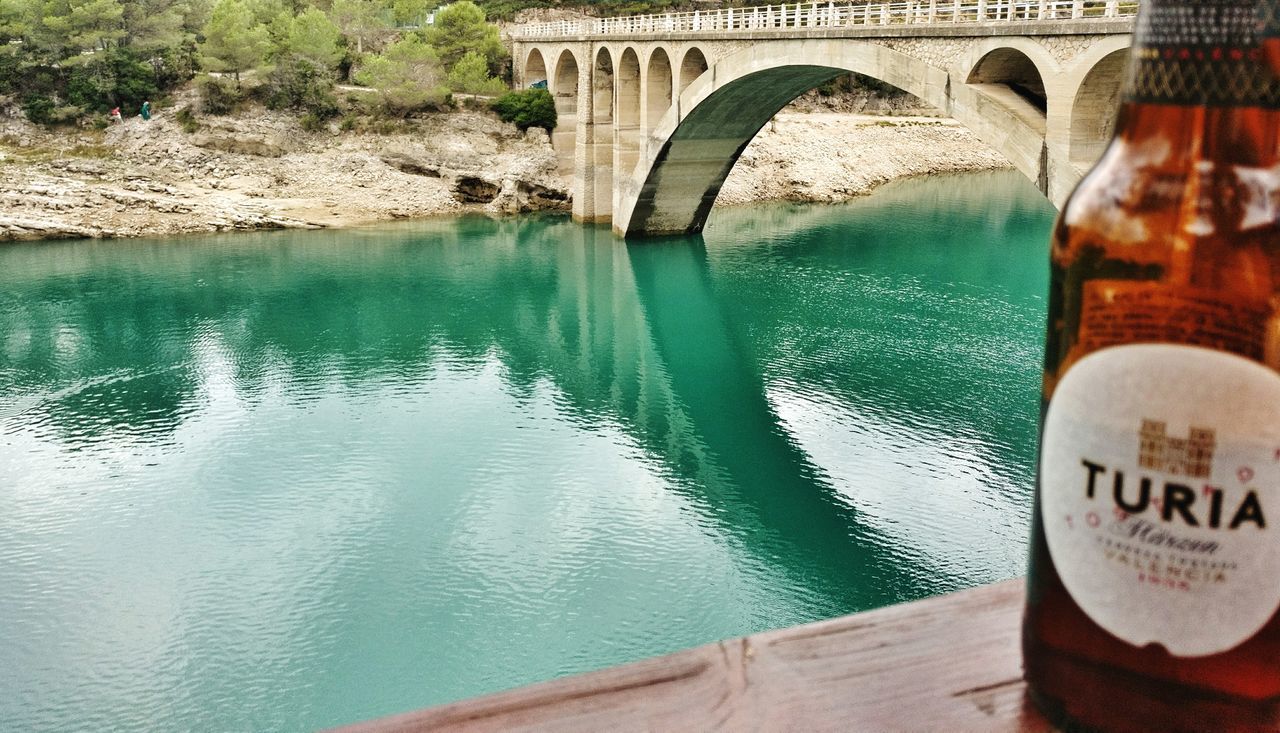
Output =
[
  {"x1": 615, "y1": 39, "x2": 1055, "y2": 236},
  {"x1": 1059, "y1": 35, "x2": 1133, "y2": 169}
]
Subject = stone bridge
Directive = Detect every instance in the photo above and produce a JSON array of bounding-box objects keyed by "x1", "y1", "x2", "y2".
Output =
[{"x1": 510, "y1": 0, "x2": 1137, "y2": 236}]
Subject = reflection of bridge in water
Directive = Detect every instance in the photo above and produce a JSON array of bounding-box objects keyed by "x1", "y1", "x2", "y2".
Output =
[{"x1": 510, "y1": 0, "x2": 1136, "y2": 235}]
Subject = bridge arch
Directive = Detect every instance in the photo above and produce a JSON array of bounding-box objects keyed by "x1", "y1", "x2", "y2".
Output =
[
  {"x1": 966, "y1": 47, "x2": 1049, "y2": 113},
  {"x1": 1062, "y1": 36, "x2": 1132, "y2": 169},
  {"x1": 553, "y1": 49, "x2": 580, "y2": 99},
  {"x1": 678, "y1": 47, "x2": 708, "y2": 97},
  {"x1": 593, "y1": 47, "x2": 614, "y2": 124},
  {"x1": 591, "y1": 47, "x2": 615, "y2": 220},
  {"x1": 524, "y1": 48, "x2": 548, "y2": 87},
  {"x1": 615, "y1": 39, "x2": 1061, "y2": 236},
  {"x1": 551, "y1": 49, "x2": 580, "y2": 175},
  {"x1": 644, "y1": 47, "x2": 674, "y2": 135},
  {"x1": 616, "y1": 47, "x2": 643, "y2": 176}
]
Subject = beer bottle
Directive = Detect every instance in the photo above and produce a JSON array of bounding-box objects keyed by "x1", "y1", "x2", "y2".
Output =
[{"x1": 1023, "y1": 1, "x2": 1280, "y2": 731}]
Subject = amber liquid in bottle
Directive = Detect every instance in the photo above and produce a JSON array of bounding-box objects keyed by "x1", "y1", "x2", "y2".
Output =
[{"x1": 1023, "y1": 1, "x2": 1280, "y2": 731}]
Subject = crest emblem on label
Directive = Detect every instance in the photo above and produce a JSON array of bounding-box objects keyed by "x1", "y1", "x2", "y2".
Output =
[{"x1": 1041, "y1": 344, "x2": 1280, "y2": 657}]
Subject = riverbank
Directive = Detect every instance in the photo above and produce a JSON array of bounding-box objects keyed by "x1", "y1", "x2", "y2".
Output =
[{"x1": 0, "y1": 106, "x2": 1011, "y2": 241}]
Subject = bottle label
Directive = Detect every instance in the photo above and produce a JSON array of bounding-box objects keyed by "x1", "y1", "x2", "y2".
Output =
[
  {"x1": 1075, "y1": 281, "x2": 1269, "y2": 361},
  {"x1": 1041, "y1": 343, "x2": 1280, "y2": 657},
  {"x1": 1127, "y1": 0, "x2": 1280, "y2": 108}
]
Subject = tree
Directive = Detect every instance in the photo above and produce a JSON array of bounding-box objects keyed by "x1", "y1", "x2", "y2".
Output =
[
  {"x1": 0, "y1": 0, "x2": 30, "y2": 50},
  {"x1": 423, "y1": 0, "x2": 502, "y2": 73},
  {"x1": 328, "y1": 0, "x2": 388, "y2": 55},
  {"x1": 36, "y1": 0, "x2": 126, "y2": 58},
  {"x1": 282, "y1": 7, "x2": 343, "y2": 68},
  {"x1": 360, "y1": 34, "x2": 447, "y2": 114},
  {"x1": 391, "y1": 0, "x2": 428, "y2": 27},
  {"x1": 446, "y1": 49, "x2": 503, "y2": 96},
  {"x1": 120, "y1": 0, "x2": 186, "y2": 53},
  {"x1": 199, "y1": 0, "x2": 269, "y2": 83}
]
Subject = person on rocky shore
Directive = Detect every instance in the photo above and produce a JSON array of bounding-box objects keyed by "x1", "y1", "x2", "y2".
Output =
[{"x1": 140, "y1": 101, "x2": 151, "y2": 121}]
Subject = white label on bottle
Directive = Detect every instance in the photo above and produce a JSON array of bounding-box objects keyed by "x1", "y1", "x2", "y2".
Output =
[{"x1": 1041, "y1": 343, "x2": 1280, "y2": 657}]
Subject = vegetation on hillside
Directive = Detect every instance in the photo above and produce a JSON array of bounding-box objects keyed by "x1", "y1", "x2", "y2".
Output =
[{"x1": 0, "y1": 0, "x2": 510, "y2": 126}]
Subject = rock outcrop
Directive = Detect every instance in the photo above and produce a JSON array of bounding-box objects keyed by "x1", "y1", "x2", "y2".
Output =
[{"x1": 0, "y1": 98, "x2": 570, "y2": 241}]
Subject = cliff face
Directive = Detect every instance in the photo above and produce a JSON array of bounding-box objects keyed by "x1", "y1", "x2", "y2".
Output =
[{"x1": 0, "y1": 99, "x2": 1011, "y2": 242}]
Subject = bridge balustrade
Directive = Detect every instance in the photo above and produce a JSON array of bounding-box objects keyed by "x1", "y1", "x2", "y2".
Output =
[{"x1": 510, "y1": 0, "x2": 1138, "y2": 38}]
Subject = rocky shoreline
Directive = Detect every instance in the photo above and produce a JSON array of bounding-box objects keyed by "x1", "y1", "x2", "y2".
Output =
[{"x1": 0, "y1": 103, "x2": 1011, "y2": 242}]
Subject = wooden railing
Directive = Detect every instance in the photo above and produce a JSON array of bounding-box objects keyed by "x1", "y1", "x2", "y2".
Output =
[
  {"x1": 334, "y1": 579, "x2": 1049, "y2": 732},
  {"x1": 510, "y1": 0, "x2": 1138, "y2": 38}
]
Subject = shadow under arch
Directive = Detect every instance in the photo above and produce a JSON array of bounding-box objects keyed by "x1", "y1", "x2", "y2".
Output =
[
  {"x1": 966, "y1": 46, "x2": 1048, "y2": 113},
  {"x1": 614, "y1": 41, "x2": 1053, "y2": 236}
]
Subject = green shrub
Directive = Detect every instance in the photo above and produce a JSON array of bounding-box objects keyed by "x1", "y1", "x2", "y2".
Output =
[
  {"x1": 66, "y1": 49, "x2": 159, "y2": 113},
  {"x1": 175, "y1": 106, "x2": 200, "y2": 133},
  {"x1": 262, "y1": 55, "x2": 340, "y2": 120},
  {"x1": 490, "y1": 87, "x2": 555, "y2": 132},
  {"x1": 21, "y1": 95, "x2": 56, "y2": 125},
  {"x1": 300, "y1": 111, "x2": 329, "y2": 131},
  {"x1": 197, "y1": 74, "x2": 242, "y2": 115}
]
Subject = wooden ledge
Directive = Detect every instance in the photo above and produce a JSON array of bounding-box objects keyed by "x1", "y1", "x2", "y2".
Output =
[{"x1": 333, "y1": 578, "x2": 1051, "y2": 732}]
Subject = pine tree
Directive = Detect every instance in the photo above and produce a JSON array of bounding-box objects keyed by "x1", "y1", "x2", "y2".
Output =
[
  {"x1": 328, "y1": 0, "x2": 387, "y2": 55},
  {"x1": 200, "y1": 0, "x2": 269, "y2": 83},
  {"x1": 423, "y1": 0, "x2": 503, "y2": 73}
]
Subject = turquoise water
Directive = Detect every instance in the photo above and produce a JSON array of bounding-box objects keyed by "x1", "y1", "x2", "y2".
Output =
[{"x1": 0, "y1": 170, "x2": 1055, "y2": 730}]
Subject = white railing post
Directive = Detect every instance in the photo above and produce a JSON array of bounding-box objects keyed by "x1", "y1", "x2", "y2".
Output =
[
  {"x1": 1072, "y1": 0, "x2": 1083, "y2": 18},
  {"x1": 929, "y1": 0, "x2": 938, "y2": 22},
  {"x1": 977, "y1": 0, "x2": 987, "y2": 21},
  {"x1": 1105, "y1": 0, "x2": 1118, "y2": 16}
]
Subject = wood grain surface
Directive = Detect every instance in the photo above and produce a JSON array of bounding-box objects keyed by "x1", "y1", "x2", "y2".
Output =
[{"x1": 334, "y1": 578, "x2": 1053, "y2": 732}]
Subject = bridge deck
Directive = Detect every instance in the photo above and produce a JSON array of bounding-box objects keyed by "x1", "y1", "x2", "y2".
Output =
[
  {"x1": 334, "y1": 578, "x2": 1053, "y2": 732},
  {"x1": 511, "y1": 0, "x2": 1136, "y2": 40}
]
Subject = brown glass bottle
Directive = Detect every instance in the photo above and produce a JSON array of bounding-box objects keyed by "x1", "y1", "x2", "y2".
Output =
[{"x1": 1023, "y1": 1, "x2": 1280, "y2": 731}]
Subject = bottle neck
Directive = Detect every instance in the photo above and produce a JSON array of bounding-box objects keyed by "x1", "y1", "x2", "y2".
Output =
[
  {"x1": 1110, "y1": 0, "x2": 1280, "y2": 166},
  {"x1": 1112, "y1": 102, "x2": 1280, "y2": 167},
  {"x1": 1120, "y1": 0, "x2": 1280, "y2": 109}
]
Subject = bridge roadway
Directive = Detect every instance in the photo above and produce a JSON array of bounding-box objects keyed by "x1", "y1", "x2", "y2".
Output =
[{"x1": 509, "y1": 0, "x2": 1137, "y2": 236}]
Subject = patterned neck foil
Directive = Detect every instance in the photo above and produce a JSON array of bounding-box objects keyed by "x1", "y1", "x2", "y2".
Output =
[{"x1": 1125, "y1": 0, "x2": 1280, "y2": 107}]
